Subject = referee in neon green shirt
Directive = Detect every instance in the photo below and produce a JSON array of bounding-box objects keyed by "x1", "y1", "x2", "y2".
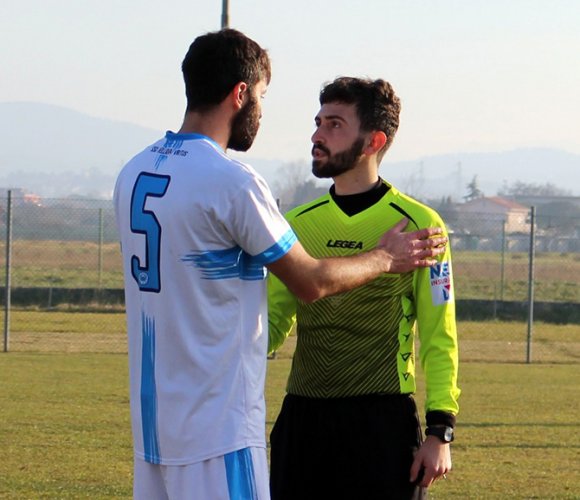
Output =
[{"x1": 268, "y1": 77, "x2": 460, "y2": 500}]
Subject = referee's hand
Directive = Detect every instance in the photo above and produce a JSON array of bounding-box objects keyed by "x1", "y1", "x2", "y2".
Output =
[{"x1": 410, "y1": 436, "x2": 452, "y2": 488}]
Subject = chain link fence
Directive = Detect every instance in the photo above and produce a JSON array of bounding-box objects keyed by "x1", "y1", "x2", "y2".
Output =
[
  {"x1": 2, "y1": 194, "x2": 579, "y2": 362},
  {"x1": 438, "y1": 205, "x2": 580, "y2": 364},
  {"x1": 0, "y1": 194, "x2": 126, "y2": 353}
]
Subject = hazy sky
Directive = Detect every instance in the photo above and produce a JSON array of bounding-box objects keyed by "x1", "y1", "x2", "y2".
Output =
[{"x1": 2, "y1": 0, "x2": 579, "y2": 164}]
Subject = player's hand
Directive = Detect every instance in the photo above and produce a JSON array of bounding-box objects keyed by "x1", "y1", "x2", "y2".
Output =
[
  {"x1": 409, "y1": 436, "x2": 452, "y2": 488},
  {"x1": 377, "y1": 218, "x2": 447, "y2": 274}
]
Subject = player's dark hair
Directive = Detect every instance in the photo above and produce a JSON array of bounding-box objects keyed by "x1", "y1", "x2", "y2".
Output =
[
  {"x1": 320, "y1": 77, "x2": 401, "y2": 159},
  {"x1": 182, "y1": 29, "x2": 271, "y2": 112}
]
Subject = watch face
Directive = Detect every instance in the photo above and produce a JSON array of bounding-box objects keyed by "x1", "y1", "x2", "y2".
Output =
[
  {"x1": 427, "y1": 426, "x2": 454, "y2": 442},
  {"x1": 444, "y1": 427, "x2": 454, "y2": 442}
]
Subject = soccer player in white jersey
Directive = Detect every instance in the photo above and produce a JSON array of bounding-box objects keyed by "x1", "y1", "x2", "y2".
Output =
[{"x1": 114, "y1": 29, "x2": 448, "y2": 500}]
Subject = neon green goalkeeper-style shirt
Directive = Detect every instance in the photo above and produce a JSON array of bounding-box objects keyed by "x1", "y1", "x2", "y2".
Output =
[{"x1": 268, "y1": 181, "x2": 460, "y2": 416}]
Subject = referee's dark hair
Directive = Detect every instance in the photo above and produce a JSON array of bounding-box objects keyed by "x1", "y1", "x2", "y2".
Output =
[
  {"x1": 182, "y1": 29, "x2": 271, "y2": 113},
  {"x1": 320, "y1": 77, "x2": 401, "y2": 161}
]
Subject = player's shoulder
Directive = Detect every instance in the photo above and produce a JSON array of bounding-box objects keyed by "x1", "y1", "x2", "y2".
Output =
[
  {"x1": 122, "y1": 136, "x2": 166, "y2": 167},
  {"x1": 226, "y1": 156, "x2": 264, "y2": 182},
  {"x1": 285, "y1": 192, "x2": 332, "y2": 222},
  {"x1": 115, "y1": 137, "x2": 166, "y2": 189},
  {"x1": 386, "y1": 182, "x2": 446, "y2": 228}
]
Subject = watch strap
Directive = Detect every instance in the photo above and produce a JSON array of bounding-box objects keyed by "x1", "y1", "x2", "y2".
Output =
[{"x1": 425, "y1": 426, "x2": 454, "y2": 443}]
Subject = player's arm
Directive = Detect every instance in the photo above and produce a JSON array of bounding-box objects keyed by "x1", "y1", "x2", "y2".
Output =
[
  {"x1": 266, "y1": 217, "x2": 444, "y2": 353},
  {"x1": 266, "y1": 218, "x2": 447, "y2": 304},
  {"x1": 267, "y1": 271, "x2": 297, "y2": 354}
]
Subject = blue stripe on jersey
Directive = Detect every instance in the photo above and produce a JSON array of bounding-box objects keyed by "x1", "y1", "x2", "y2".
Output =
[
  {"x1": 181, "y1": 230, "x2": 296, "y2": 281},
  {"x1": 252, "y1": 229, "x2": 297, "y2": 266},
  {"x1": 141, "y1": 312, "x2": 161, "y2": 464},
  {"x1": 165, "y1": 130, "x2": 222, "y2": 150},
  {"x1": 181, "y1": 247, "x2": 265, "y2": 281},
  {"x1": 224, "y1": 448, "x2": 258, "y2": 500}
]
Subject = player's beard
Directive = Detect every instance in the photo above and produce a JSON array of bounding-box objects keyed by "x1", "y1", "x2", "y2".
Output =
[
  {"x1": 312, "y1": 137, "x2": 365, "y2": 179},
  {"x1": 228, "y1": 95, "x2": 260, "y2": 152}
]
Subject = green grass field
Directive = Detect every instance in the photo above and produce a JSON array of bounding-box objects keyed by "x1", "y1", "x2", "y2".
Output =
[
  {"x1": 0, "y1": 346, "x2": 579, "y2": 499},
  {"x1": 1, "y1": 312, "x2": 578, "y2": 496},
  {"x1": 2, "y1": 240, "x2": 580, "y2": 302},
  {"x1": 4, "y1": 310, "x2": 580, "y2": 364}
]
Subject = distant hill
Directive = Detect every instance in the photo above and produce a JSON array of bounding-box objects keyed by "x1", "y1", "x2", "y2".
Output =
[
  {"x1": 382, "y1": 148, "x2": 580, "y2": 201},
  {"x1": 256, "y1": 149, "x2": 580, "y2": 204},
  {"x1": 0, "y1": 102, "x2": 163, "y2": 197},
  {"x1": 0, "y1": 102, "x2": 164, "y2": 174},
  {"x1": 1, "y1": 102, "x2": 578, "y2": 199}
]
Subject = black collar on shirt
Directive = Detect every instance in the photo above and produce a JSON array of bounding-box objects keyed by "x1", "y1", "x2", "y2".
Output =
[{"x1": 330, "y1": 179, "x2": 389, "y2": 217}]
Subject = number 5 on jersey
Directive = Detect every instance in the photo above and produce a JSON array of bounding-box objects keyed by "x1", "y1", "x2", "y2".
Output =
[{"x1": 130, "y1": 173, "x2": 171, "y2": 292}]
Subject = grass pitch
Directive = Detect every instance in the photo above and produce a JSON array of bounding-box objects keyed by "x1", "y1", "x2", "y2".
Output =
[
  {"x1": 0, "y1": 344, "x2": 579, "y2": 498},
  {"x1": 4, "y1": 310, "x2": 579, "y2": 365},
  {"x1": 3, "y1": 239, "x2": 580, "y2": 302}
]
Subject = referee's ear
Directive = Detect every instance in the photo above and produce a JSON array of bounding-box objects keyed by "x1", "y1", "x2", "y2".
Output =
[{"x1": 363, "y1": 131, "x2": 387, "y2": 156}]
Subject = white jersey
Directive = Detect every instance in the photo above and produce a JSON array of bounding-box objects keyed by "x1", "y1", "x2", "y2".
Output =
[{"x1": 114, "y1": 132, "x2": 296, "y2": 465}]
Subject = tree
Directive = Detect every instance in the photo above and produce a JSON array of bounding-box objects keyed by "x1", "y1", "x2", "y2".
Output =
[
  {"x1": 463, "y1": 175, "x2": 484, "y2": 201},
  {"x1": 536, "y1": 201, "x2": 580, "y2": 232},
  {"x1": 428, "y1": 196, "x2": 458, "y2": 226},
  {"x1": 498, "y1": 180, "x2": 571, "y2": 197},
  {"x1": 272, "y1": 161, "x2": 327, "y2": 211},
  {"x1": 272, "y1": 161, "x2": 309, "y2": 201}
]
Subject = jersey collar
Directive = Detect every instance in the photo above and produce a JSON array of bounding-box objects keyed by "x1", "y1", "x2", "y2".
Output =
[{"x1": 165, "y1": 131, "x2": 222, "y2": 151}]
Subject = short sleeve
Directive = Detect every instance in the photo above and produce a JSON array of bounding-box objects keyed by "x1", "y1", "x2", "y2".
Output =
[{"x1": 224, "y1": 174, "x2": 296, "y2": 263}]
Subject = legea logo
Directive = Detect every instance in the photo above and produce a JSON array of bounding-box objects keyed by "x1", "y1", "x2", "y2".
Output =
[{"x1": 326, "y1": 239, "x2": 363, "y2": 250}]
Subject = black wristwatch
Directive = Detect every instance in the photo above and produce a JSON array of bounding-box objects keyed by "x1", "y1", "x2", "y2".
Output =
[{"x1": 425, "y1": 426, "x2": 454, "y2": 443}]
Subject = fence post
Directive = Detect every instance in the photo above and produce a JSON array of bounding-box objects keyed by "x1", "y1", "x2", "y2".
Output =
[
  {"x1": 526, "y1": 206, "x2": 536, "y2": 364},
  {"x1": 4, "y1": 190, "x2": 13, "y2": 353},
  {"x1": 98, "y1": 207, "x2": 104, "y2": 288},
  {"x1": 500, "y1": 219, "x2": 506, "y2": 301}
]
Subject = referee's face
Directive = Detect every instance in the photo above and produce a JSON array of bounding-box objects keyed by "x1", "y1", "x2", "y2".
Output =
[{"x1": 311, "y1": 103, "x2": 365, "y2": 178}]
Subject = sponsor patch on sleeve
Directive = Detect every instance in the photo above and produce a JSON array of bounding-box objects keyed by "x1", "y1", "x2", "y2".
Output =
[{"x1": 429, "y1": 261, "x2": 452, "y2": 305}]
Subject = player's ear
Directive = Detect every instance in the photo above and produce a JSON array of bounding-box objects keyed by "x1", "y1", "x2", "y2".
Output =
[
  {"x1": 230, "y1": 82, "x2": 248, "y2": 110},
  {"x1": 364, "y1": 131, "x2": 387, "y2": 155}
]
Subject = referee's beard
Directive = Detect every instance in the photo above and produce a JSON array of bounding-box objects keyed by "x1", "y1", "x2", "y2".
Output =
[{"x1": 312, "y1": 137, "x2": 365, "y2": 179}]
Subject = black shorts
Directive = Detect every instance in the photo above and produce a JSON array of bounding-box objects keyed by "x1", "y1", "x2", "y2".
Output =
[{"x1": 269, "y1": 393, "x2": 426, "y2": 500}]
